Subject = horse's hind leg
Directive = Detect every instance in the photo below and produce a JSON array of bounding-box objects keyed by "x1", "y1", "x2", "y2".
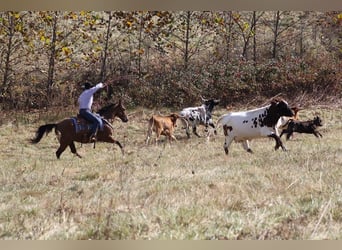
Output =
[
  {"x1": 56, "y1": 143, "x2": 68, "y2": 159},
  {"x1": 69, "y1": 141, "x2": 82, "y2": 158}
]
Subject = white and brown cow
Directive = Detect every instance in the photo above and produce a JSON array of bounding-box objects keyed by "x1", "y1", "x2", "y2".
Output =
[{"x1": 216, "y1": 99, "x2": 295, "y2": 155}]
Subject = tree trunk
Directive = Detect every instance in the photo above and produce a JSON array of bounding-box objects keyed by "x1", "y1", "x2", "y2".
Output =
[
  {"x1": 1, "y1": 12, "x2": 15, "y2": 98},
  {"x1": 299, "y1": 14, "x2": 305, "y2": 57},
  {"x1": 46, "y1": 11, "x2": 58, "y2": 106},
  {"x1": 253, "y1": 11, "x2": 257, "y2": 66},
  {"x1": 272, "y1": 11, "x2": 280, "y2": 59},
  {"x1": 184, "y1": 11, "x2": 191, "y2": 69},
  {"x1": 137, "y1": 12, "x2": 144, "y2": 78},
  {"x1": 225, "y1": 11, "x2": 233, "y2": 63},
  {"x1": 100, "y1": 11, "x2": 112, "y2": 82}
]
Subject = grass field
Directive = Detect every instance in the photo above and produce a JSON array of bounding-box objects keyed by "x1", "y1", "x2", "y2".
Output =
[{"x1": 0, "y1": 105, "x2": 341, "y2": 239}]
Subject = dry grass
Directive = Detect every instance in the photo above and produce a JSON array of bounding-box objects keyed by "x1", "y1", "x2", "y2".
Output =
[{"x1": 0, "y1": 106, "x2": 341, "y2": 239}]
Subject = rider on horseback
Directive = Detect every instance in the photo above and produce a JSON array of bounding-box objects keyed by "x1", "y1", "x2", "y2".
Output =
[{"x1": 78, "y1": 82, "x2": 106, "y2": 142}]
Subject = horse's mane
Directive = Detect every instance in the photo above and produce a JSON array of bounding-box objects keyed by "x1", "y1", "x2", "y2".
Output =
[{"x1": 97, "y1": 103, "x2": 116, "y2": 114}]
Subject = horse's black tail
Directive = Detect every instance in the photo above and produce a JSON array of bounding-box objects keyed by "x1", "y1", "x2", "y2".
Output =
[{"x1": 31, "y1": 124, "x2": 57, "y2": 144}]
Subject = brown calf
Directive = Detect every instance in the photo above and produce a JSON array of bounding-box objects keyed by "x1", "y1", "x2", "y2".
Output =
[{"x1": 145, "y1": 113, "x2": 182, "y2": 144}]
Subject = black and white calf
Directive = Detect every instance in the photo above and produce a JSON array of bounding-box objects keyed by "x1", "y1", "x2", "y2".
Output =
[
  {"x1": 216, "y1": 99, "x2": 295, "y2": 155},
  {"x1": 179, "y1": 97, "x2": 220, "y2": 138}
]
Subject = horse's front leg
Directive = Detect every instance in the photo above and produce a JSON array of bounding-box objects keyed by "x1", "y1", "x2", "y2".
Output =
[{"x1": 102, "y1": 136, "x2": 125, "y2": 155}]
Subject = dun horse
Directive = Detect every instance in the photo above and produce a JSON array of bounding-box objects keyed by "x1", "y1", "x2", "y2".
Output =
[{"x1": 31, "y1": 100, "x2": 128, "y2": 159}]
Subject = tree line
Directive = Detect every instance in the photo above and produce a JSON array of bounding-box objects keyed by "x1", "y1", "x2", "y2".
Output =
[{"x1": 0, "y1": 11, "x2": 341, "y2": 110}]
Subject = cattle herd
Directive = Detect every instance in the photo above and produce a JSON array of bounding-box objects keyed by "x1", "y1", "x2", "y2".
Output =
[
  {"x1": 31, "y1": 96, "x2": 324, "y2": 158},
  {"x1": 144, "y1": 97, "x2": 323, "y2": 155}
]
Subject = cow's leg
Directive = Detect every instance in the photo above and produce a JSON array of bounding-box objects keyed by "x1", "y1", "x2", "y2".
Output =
[
  {"x1": 181, "y1": 119, "x2": 191, "y2": 138},
  {"x1": 242, "y1": 140, "x2": 253, "y2": 153},
  {"x1": 69, "y1": 141, "x2": 82, "y2": 158},
  {"x1": 155, "y1": 131, "x2": 161, "y2": 145},
  {"x1": 193, "y1": 126, "x2": 201, "y2": 137},
  {"x1": 223, "y1": 135, "x2": 234, "y2": 155},
  {"x1": 170, "y1": 134, "x2": 177, "y2": 143},
  {"x1": 268, "y1": 134, "x2": 286, "y2": 151},
  {"x1": 208, "y1": 121, "x2": 217, "y2": 135},
  {"x1": 285, "y1": 124, "x2": 294, "y2": 140},
  {"x1": 286, "y1": 130, "x2": 293, "y2": 141},
  {"x1": 314, "y1": 131, "x2": 323, "y2": 138},
  {"x1": 145, "y1": 127, "x2": 152, "y2": 144},
  {"x1": 279, "y1": 129, "x2": 286, "y2": 138},
  {"x1": 223, "y1": 125, "x2": 234, "y2": 155},
  {"x1": 186, "y1": 127, "x2": 191, "y2": 138}
]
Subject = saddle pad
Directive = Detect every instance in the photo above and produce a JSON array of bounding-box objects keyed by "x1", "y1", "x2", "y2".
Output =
[{"x1": 71, "y1": 115, "x2": 104, "y2": 133}]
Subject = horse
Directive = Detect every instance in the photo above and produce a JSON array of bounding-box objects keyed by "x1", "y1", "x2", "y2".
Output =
[{"x1": 31, "y1": 100, "x2": 128, "y2": 159}]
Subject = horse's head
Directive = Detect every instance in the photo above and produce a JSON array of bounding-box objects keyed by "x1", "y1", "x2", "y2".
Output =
[
  {"x1": 98, "y1": 100, "x2": 128, "y2": 123},
  {"x1": 115, "y1": 99, "x2": 128, "y2": 123}
]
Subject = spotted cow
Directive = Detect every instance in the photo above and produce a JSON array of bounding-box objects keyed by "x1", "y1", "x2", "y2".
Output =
[
  {"x1": 216, "y1": 99, "x2": 295, "y2": 155},
  {"x1": 179, "y1": 97, "x2": 220, "y2": 138}
]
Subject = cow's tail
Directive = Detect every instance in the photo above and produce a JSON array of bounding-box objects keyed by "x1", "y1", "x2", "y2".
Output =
[{"x1": 31, "y1": 124, "x2": 57, "y2": 144}]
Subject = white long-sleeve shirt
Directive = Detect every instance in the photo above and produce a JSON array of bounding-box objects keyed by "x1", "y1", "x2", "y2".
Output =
[{"x1": 78, "y1": 83, "x2": 104, "y2": 110}]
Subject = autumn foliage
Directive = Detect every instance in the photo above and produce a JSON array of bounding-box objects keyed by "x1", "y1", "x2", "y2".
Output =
[{"x1": 0, "y1": 11, "x2": 341, "y2": 110}]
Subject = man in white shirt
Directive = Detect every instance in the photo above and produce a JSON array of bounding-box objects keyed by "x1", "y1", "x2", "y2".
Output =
[{"x1": 78, "y1": 82, "x2": 106, "y2": 142}]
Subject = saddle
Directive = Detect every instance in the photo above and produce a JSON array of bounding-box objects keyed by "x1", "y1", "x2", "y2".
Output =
[
  {"x1": 70, "y1": 114, "x2": 112, "y2": 133},
  {"x1": 71, "y1": 113, "x2": 105, "y2": 134},
  {"x1": 70, "y1": 114, "x2": 110, "y2": 144}
]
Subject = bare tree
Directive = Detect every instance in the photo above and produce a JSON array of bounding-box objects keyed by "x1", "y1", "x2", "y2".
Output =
[
  {"x1": 272, "y1": 11, "x2": 281, "y2": 59},
  {"x1": 100, "y1": 11, "x2": 113, "y2": 82},
  {"x1": 0, "y1": 12, "x2": 26, "y2": 101},
  {"x1": 46, "y1": 11, "x2": 58, "y2": 104},
  {"x1": 0, "y1": 12, "x2": 15, "y2": 98}
]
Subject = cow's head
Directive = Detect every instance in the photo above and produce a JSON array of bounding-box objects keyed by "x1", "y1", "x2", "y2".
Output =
[
  {"x1": 262, "y1": 99, "x2": 294, "y2": 127},
  {"x1": 201, "y1": 96, "x2": 220, "y2": 112},
  {"x1": 169, "y1": 113, "x2": 180, "y2": 126},
  {"x1": 313, "y1": 116, "x2": 323, "y2": 126},
  {"x1": 272, "y1": 99, "x2": 295, "y2": 117}
]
